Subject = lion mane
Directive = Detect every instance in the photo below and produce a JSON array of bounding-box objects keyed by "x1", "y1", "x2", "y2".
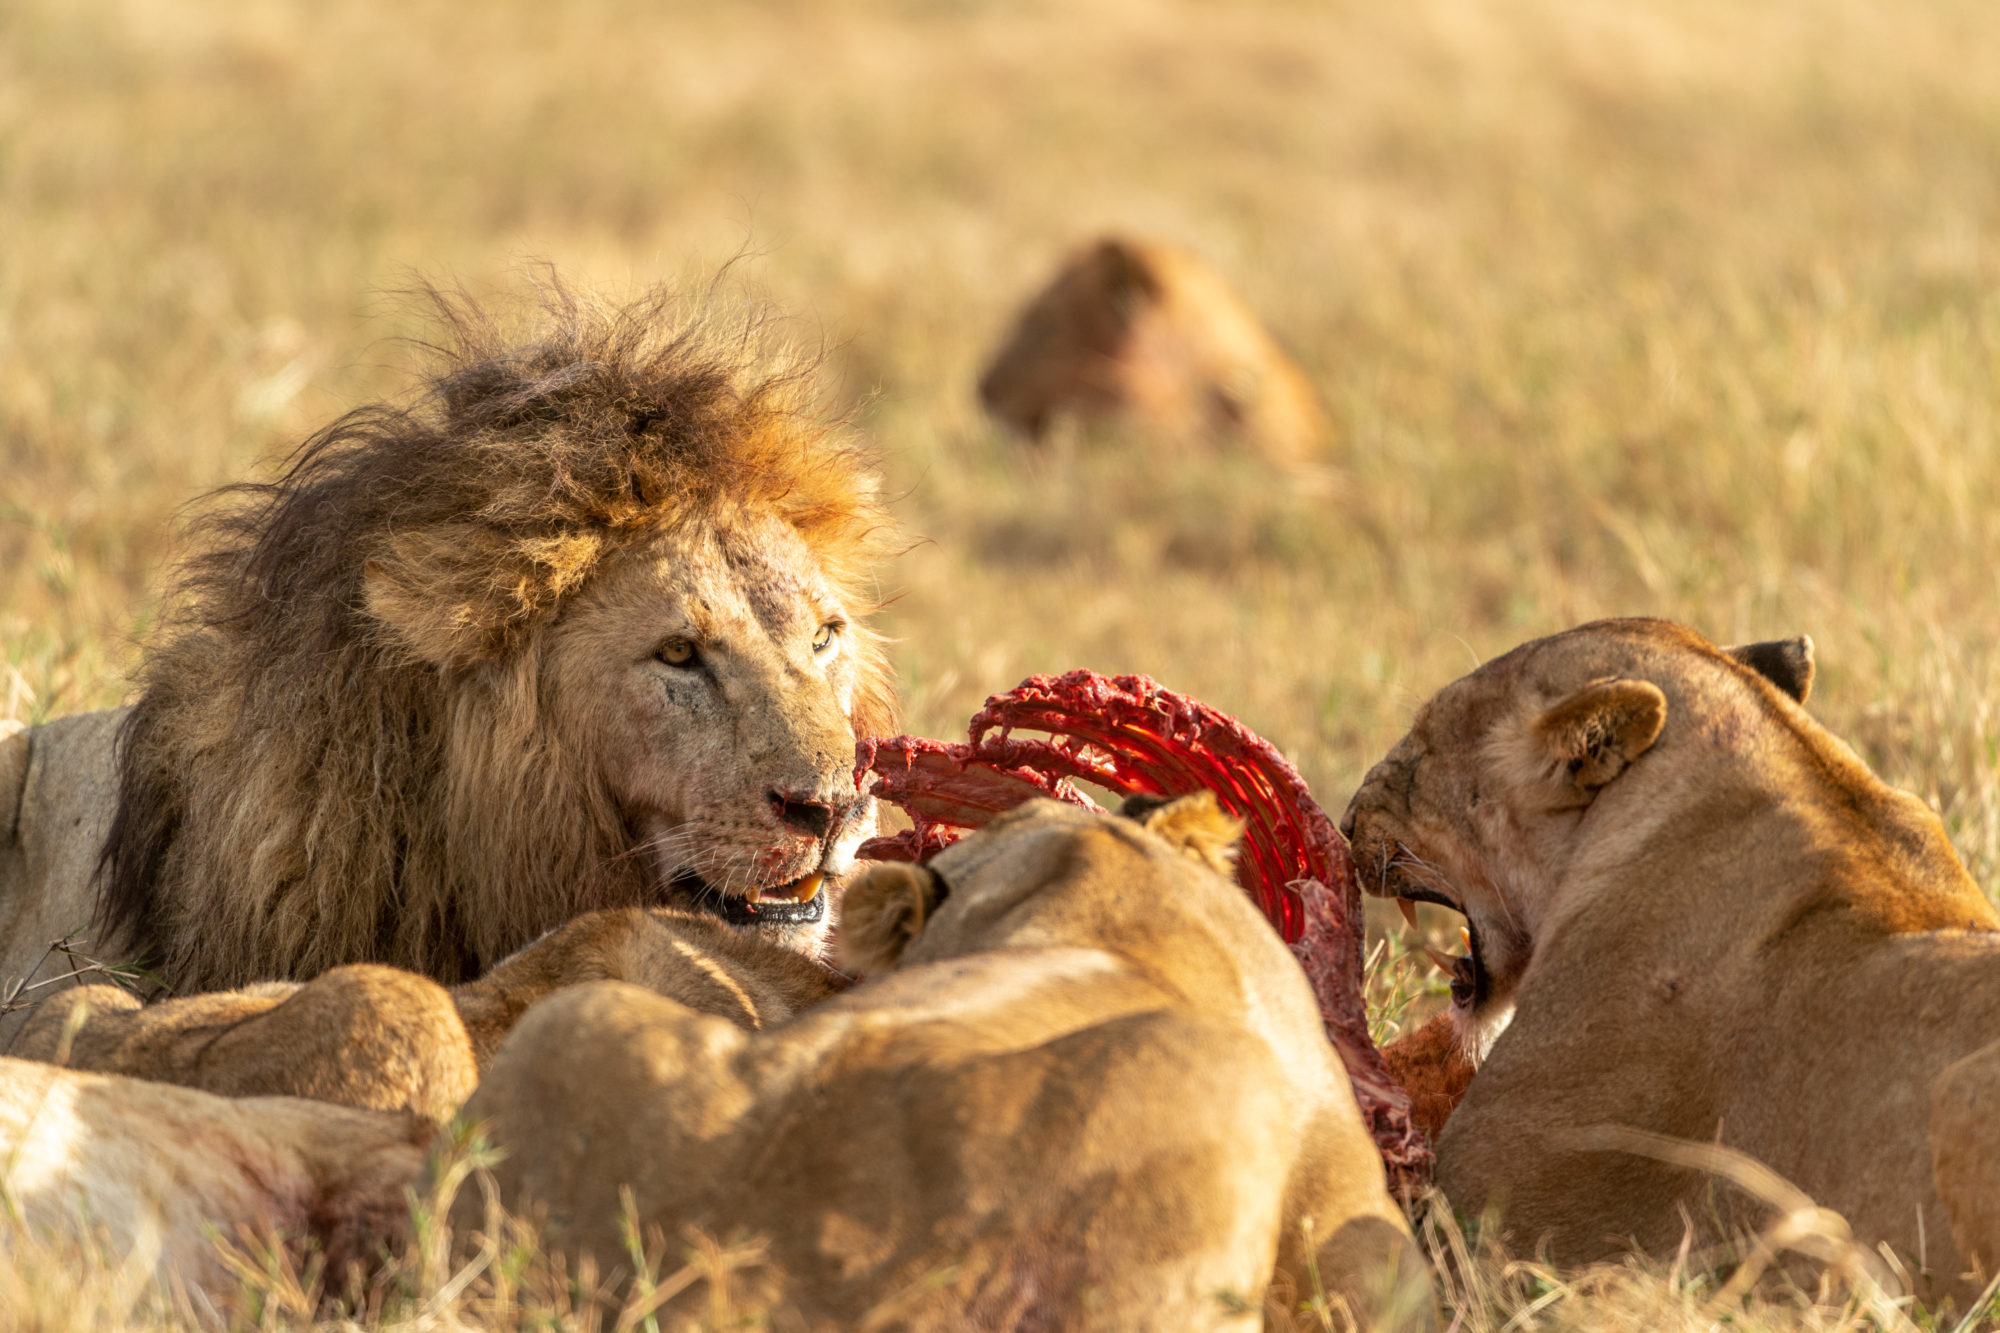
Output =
[{"x1": 100, "y1": 283, "x2": 898, "y2": 992}]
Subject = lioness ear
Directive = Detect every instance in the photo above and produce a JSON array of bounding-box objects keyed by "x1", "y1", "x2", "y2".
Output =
[
  {"x1": 1514, "y1": 679, "x2": 1667, "y2": 805},
  {"x1": 1096, "y1": 237, "x2": 1164, "y2": 314},
  {"x1": 1121, "y1": 790, "x2": 1245, "y2": 875},
  {"x1": 1726, "y1": 636, "x2": 1815, "y2": 705},
  {"x1": 837, "y1": 862, "x2": 947, "y2": 975}
]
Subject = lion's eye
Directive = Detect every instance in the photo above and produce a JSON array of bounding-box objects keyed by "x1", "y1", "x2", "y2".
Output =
[
  {"x1": 812, "y1": 622, "x2": 842, "y2": 655},
  {"x1": 657, "y1": 638, "x2": 698, "y2": 668}
]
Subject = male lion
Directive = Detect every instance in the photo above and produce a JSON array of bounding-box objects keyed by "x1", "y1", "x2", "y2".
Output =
[
  {"x1": 1340, "y1": 618, "x2": 2000, "y2": 1304},
  {"x1": 454, "y1": 795, "x2": 1436, "y2": 1330},
  {"x1": 0, "y1": 285, "x2": 896, "y2": 1031}
]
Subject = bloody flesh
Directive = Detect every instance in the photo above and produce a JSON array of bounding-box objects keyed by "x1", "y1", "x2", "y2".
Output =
[{"x1": 855, "y1": 669, "x2": 1431, "y2": 1191}]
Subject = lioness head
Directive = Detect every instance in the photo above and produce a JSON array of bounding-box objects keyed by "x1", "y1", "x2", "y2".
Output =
[
  {"x1": 1339, "y1": 618, "x2": 1818, "y2": 1059},
  {"x1": 102, "y1": 284, "x2": 897, "y2": 989},
  {"x1": 836, "y1": 791, "x2": 1246, "y2": 976}
]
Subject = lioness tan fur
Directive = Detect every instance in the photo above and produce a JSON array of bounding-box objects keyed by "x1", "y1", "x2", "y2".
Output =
[
  {"x1": 0, "y1": 283, "x2": 898, "y2": 1036},
  {"x1": 452, "y1": 904, "x2": 842, "y2": 1064},
  {"x1": 14, "y1": 907, "x2": 841, "y2": 1116},
  {"x1": 455, "y1": 795, "x2": 1435, "y2": 1330},
  {"x1": 12, "y1": 965, "x2": 477, "y2": 1124},
  {"x1": 1341, "y1": 618, "x2": 2000, "y2": 1305},
  {"x1": 978, "y1": 236, "x2": 1330, "y2": 466},
  {"x1": 1931, "y1": 1038, "x2": 2000, "y2": 1284},
  {"x1": 0, "y1": 1056, "x2": 428, "y2": 1296}
]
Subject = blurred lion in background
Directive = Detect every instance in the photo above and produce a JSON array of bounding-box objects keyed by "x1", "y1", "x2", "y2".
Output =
[
  {"x1": 978, "y1": 236, "x2": 1330, "y2": 467},
  {"x1": 0, "y1": 281, "x2": 898, "y2": 1029}
]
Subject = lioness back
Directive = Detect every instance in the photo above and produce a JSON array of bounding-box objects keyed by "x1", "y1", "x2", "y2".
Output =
[
  {"x1": 14, "y1": 964, "x2": 476, "y2": 1124},
  {"x1": 11, "y1": 909, "x2": 839, "y2": 1123},
  {"x1": 457, "y1": 797, "x2": 1434, "y2": 1330},
  {"x1": 0, "y1": 1056, "x2": 429, "y2": 1297}
]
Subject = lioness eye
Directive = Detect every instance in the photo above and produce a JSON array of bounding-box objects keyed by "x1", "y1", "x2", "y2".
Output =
[
  {"x1": 812, "y1": 622, "x2": 842, "y2": 654},
  {"x1": 657, "y1": 638, "x2": 698, "y2": 668}
]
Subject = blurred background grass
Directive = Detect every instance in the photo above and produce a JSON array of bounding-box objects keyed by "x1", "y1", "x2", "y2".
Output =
[
  {"x1": 5, "y1": 0, "x2": 1998, "y2": 899},
  {"x1": 4, "y1": 0, "x2": 2000, "y2": 1322}
]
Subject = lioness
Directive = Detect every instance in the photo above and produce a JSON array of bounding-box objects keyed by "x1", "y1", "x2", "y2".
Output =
[
  {"x1": 14, "y1": 905, "x2": 841, "y2": 1116},
  {"x1": 0, "y1": 284, "x2": 897, "y2": 1035},
  {"x1": 12, "y1": 965, "x2": 477, "y2": 1124},
  {"x1": 1341, "y1": 618, "x2": 2000, "y2": 1303},
  {"x1": 455, "y1": 795, "x2": 1436, "y2": 1330},
  {"x1": 978, "y1": 236, "x2": 1330, "y2": 466},
  {"x1": 0, "y1": 1056, "x2": 428, "y2": 1297}
]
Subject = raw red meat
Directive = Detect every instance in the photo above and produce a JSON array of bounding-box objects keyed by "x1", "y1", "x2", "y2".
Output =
[{"x1": 855, "y1": 670, "x2": 1431, "y2": 1192}]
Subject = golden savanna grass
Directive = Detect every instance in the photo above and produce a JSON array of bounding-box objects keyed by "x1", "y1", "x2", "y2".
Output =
[{"x1": 3, "y1": 0, "x2": 1999, "y2": 1326}]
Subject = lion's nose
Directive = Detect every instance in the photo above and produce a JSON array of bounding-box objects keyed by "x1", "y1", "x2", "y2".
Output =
[
  {"x1": 1339, "y1": 766, "x2": 1387, "y2": 842},
  {"x1": 770, "y1": 789, "x2": 850, "y2": 840}
]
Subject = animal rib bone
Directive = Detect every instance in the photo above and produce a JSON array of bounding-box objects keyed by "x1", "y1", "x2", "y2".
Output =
[{"x1": 854, "y1": 669, "x2": 1431, "y2": 1191}]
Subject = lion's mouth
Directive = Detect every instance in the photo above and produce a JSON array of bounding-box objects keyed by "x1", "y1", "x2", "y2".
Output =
[
  {"x1": 1381, "y1": 883, "x2": 1490, "y2": 1014},
  {"x1": 670, "y1": 869, "x2": 829, "y2": 927}
]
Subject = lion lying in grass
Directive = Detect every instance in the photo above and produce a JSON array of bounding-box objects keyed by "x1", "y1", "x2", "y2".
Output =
[
  {"x1": 455, "y1": 794, "x2": 1435, "y2": 1330},
  {"x1": 978, "y1": 236, "x2": 1330, "y2": 466},
  {"x1": 14, "y1": 906, "x2": 840, "y2": 1119},
  {"x1": 0, "y1": 1056, "x2": 428, "y2": 1297},
  {"x1": 1341, "y1": 618, "x2": 2000, "y2": 1306},
  {"x1": 1, "y1": 282, "x2": 896, "y2": 1039},
  {"x1": 12, "y1": 965, "x2": 478, "y2": 1124}
]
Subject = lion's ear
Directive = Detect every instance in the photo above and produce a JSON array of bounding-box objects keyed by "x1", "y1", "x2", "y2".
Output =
[
  {"x1": 1726, "y1": 636, "x2": 1814, "y2": 705},
  {"x1": 1122, "y1": 790, "x2": 1245, "y2": 875},
  {"x1": 1096, "y1": 237, "x2": 1164, "y2": 314},
  {"x1": 837, "y1": 862, "x2": 947, "y2": 975},
  {"x1": 1509, "y1": 679, "x2": 1667, "y2": 806}
]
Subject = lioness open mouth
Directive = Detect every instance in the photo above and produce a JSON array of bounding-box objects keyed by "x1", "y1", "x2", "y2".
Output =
[
  {"x1": 1388, "y1": 886, "x2": 1489, "y2": 1015},
  {"x1": 671, "y1": 869, "x2": 829, "y2": 927}
]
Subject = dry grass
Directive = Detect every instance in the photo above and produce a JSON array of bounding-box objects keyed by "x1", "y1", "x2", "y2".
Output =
[{"x1": 3, "y1": 0, "x2": 1999, "y2": 1326}]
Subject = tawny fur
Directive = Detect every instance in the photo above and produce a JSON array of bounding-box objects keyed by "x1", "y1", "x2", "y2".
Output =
[
  {"x1": 831, "y1": 861, "x2": 941, "y2": 977},
  {"x1": 0, "y1": 281, "x2": 899, "y2": 1012},
  {"x1": 1342, "y1": 618, "x2": 2000, "y2": 1307},
  {"x1": 456, "y1": 798, "x2": 1436, "y2": 1331},
  {"x1": 978, "y1": 236, "x2": 1330, "y2": 466},
  {"x1": 0, "y1": 1057, "x2": 429, "y2": 1297},
  {"x1": 14, "y1": 909, "x2": 844, "y2": 1119},
  {"x1": 451, "y1": 906, "x2": 842, "y2": 1064},
  {"x1": 1931, "y1": 1039, "x2": 2000, "y2": 1285},
  {"x1": 13, "y1": 966, "x2": 477, "y2": 1124}
]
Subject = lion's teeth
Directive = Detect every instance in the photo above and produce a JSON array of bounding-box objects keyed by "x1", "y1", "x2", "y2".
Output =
[
  {"x1": 1421, "y1": 945, "x2": 1458, "y2": 973},
  {"x1": 790, "y1": 871, "x2": 825, "y2": 903},
  {"x1": 1460, "y1": 926, "x2": 1472, "y2": 953},
  {"x1": 747, "y1": 887, "x2": 766, "y2": 903},
  {"x1": 1397, "y1": 898, "x2": 1420, "y2": 930}
]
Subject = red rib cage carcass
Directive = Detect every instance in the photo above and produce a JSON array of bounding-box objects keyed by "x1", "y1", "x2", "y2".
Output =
[{"x1": 854, "y1": 669, "x2": 1431, "y2": 1192}]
